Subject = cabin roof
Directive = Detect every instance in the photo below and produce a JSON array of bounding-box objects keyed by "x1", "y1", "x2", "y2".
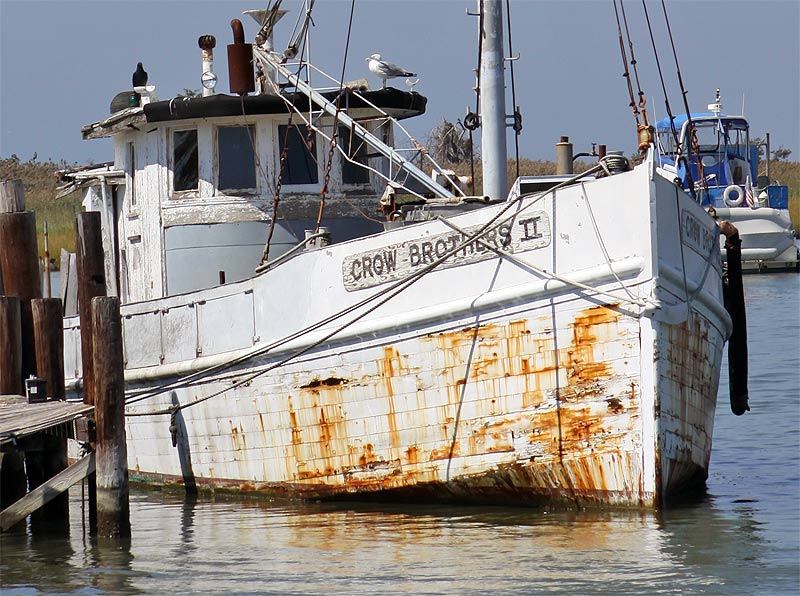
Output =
[
  {"x1": 655, "y1": 112, "x2": 748, "y2": 132},
  {"x1": 82, "y1": 88, "x2": 426, "y2": 140}
]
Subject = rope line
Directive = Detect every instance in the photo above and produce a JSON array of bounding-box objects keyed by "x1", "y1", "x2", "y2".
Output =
[{"x1": 124, "y1": 165, "x2": 614, "y2": 416}]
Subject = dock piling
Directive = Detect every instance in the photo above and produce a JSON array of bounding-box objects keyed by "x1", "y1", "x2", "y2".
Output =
[
  {"x1": 27, "y1": 298, "x2": 69, "y2": 531},
  {"x1": 91, "y1": 296, "x2": 130, "y2": 538},
  {"x1": 75, "y1": 211, "x2": 106, "y2": 534},
  {"x1": 0, "y1": 296, "x2": 23, "y2": 396}
]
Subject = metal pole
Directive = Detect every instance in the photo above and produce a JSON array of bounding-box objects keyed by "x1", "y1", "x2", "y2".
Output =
[{"x1": 479, "y1": 0, "x2": 508, "y2": 199}]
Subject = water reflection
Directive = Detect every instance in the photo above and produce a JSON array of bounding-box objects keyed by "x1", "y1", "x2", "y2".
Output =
[{"x1": 0, "y1": 474, "x2": 792, "y2": 595}]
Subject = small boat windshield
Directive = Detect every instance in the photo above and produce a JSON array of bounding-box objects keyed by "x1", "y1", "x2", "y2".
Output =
[{"x1": 684, "y1": 118, "x2": 749, "y2": 159}]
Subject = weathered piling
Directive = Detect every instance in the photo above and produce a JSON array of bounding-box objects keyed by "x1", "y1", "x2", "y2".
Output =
[
  {"x1": 75, "y1": 211, "x2": 106, "y2": 534},
  {"x1": 0, "y1": 179, "x2": 26, "y2": 212},
  {"x1": 0, "y1": 296, "x2": 23, "y2": 396},
  {"x1": 27, "y1": 298, "x2": 70, "y2": 531},
  {"x1": 0, "y1": 299, "x2": 27, "y2": 511},
  {"x1": 0, "y1": 180, "x2": 42, "y2": 381},
  {"x1": 75, "y1": 212, "x2": 107, "y2": 406},
  {"x1": 32, "y1": 298, "x2": 66, "y2": 402},
  {"x1": 0, "y1": 179, "x2": 43, "y2": 518},
  {"x1": 91, "y1": 296, "x2": 130, "y2": 538}
]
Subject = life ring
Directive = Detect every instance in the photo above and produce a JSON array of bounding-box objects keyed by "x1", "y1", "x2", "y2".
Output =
[{"x1": 723, "y1": 184, "x2": 744, "y2": 207}]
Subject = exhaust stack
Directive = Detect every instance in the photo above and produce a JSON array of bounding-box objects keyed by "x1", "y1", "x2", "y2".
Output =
[
  {"x1": 228, "y1": 19, "x2": 255, "y2": 96},
  {"x1": 198, "y1": 35, "x2": 217, "y2": 96},
  {"x1": 556, "y1": 136, "x2": 574, "y2": 175}
]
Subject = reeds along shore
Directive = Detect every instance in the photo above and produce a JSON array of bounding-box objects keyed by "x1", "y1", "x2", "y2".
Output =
[{"x1": 1, "y1": 154, "x2": 798, "y2": 267}]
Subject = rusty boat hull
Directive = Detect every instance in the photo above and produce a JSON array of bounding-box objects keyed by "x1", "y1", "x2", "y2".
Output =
[{"x1": 64, "y1": 158, "x2": 730, "y2": 508}]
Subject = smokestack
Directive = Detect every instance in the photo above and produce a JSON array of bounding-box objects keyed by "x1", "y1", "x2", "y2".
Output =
[
  {"x1": 228, "y1": 19, "x2": 255, "y2": 96},
  {"x1": 556, "y1": 136, "x2": 573, "y2": 175}
]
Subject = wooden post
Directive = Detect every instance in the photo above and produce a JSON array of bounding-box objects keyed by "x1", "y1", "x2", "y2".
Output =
[
  {"x1": 75, "y1": 211, "x2": 106, "y2": 534},
  {"x1": 27, "y1": 298, "x2": 70, "y2": 531},
  {"x1": 0, "y1": 179, "x2": 26, "y2": 213},
  {"x1": 0, "y1": 178, "x2": 27, "y2": 296},
  {"x1": 75, "y1": 212, "x2": 106, "y2": 405},
  {"x1": 32, "y1": 298, "x2": 65, "y2": 401},
  {"x1": 0, "y1": 296, "x2": 27, "y2": 517},
  {"x1": 92, "y1": 296, "x2": 130, "y2": 538},
  {"x1": 0, "y1": 209, "x2": 42, "y2": 381},
  {"x1": 0, "y1": 296, "x2": 23, "y2": 396}
]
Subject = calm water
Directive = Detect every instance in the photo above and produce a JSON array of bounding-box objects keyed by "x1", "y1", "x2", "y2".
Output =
[{"x1": 2, "y1": 274, "x2": 798, "y2": 595}]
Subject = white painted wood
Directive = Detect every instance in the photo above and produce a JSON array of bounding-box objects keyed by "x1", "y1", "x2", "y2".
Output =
[{"x1": 61, "y1": 154, "x2": 729, "y2": 506}]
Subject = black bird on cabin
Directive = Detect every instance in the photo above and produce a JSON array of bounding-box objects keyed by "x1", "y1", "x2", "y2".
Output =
[{"x1": 132, "y1": 62, "x2": 148, "y2": 87}]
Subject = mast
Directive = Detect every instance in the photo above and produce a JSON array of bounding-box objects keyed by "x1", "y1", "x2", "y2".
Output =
[{"x1": 479, "y1": 0, "x2": 508, "y2": 199}]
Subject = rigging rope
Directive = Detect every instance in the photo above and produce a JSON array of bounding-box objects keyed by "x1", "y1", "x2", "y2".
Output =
[
  {"x1": 640, "y1": 0, "x2": 698, "y2": 201},
  {"x1": 125, "y1": 163, "x2": 628, "y2": 416},
  {"x1": 315, "y1": 0, "x2": 356, "y2": 233},
  {"x1": 505, "y1": 0, "x2": 521, "y2": 180},
  {"x1": 660, "y1": 0, "x2": 708, "y2": 200},
  {"x1": 612, "y1": 0, "x2": 640, "y2": 127},
  {"x1": 260, "y1": 4, "x2": 316, "y2": 264}
]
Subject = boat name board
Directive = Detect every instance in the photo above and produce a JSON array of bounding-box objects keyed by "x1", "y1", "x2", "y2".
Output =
[
  {"x1": 681, "y1": 209, "x2": 717, "y2": 258},
  {"x1": 342, "y1": 212, "x2": 551, "y2": 290}
]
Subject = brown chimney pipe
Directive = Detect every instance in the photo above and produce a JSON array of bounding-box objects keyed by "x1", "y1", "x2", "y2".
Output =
[{"x1": 228, "y1": 19, "x2": 255, "y2": 95}]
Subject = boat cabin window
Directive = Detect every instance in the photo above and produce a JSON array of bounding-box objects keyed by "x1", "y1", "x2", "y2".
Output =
[
  {"x1": 278, "y1": 124, "x2": 318, "y2": 185},
  {"x1": 172, "y1": 129, "x2": 199, "y2": 191},
  {"x1": 691, "y1": 121, "x2": 723, "y2": 154},
  {"x1": 218, "y1": 125, "x2": 257, "y2": 191},
  {"x1": 339, "y1": 125, "x2": 370, "y2": 184},
  {"x1": 724, "y1": 122, "x2": 748, "y2": 160},
  {"x1": 657, "y1": 130, "x2": 679, "y2": 156}
]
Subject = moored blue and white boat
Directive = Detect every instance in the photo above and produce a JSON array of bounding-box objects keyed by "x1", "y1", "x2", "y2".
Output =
[{"x1": 655, "y1": 90, "x2": 798, "y2": 272}]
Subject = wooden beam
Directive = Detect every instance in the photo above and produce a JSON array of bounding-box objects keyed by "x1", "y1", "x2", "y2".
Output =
[{"x1": 0, "y1": 452, "x2": 94, "y2": 532}]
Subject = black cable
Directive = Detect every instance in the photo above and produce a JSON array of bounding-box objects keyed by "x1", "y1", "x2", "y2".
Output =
[{"x1": 505, "y1": 0, "x2": 520, "y2": 180}]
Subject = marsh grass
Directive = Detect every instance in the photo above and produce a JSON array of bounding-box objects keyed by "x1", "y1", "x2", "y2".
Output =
[
  {"x1": 767, "y1": 160, "x2": 800, "y2": 230},
  {"x1": 0, "y1": 156, "x2": 82, "y2": 268}
]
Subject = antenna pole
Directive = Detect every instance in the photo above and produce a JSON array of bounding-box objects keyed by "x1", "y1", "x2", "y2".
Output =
[{"x1": 479, "y1": 0, "x2": 508, "y2": 199}]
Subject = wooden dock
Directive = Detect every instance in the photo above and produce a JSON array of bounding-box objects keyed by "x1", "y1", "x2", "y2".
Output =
[
  {"x1": 0, "y1": 396, "x2": 94, "y2": 532},
  {"x1": 0, "y1": 396, "x2": 93, "y2": 446}
]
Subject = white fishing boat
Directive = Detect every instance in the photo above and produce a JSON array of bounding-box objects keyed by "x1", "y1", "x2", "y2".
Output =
[
  {"x1": 60, "y1": 2, "x2": 740, "y2": 508},
  {"x1": 656, "y1": 90, "x2": 799, "y2": 272}
]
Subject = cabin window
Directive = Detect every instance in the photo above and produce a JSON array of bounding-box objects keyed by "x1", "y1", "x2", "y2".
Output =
[
  {"x1": 218, "y1": 125, "x2": 257, "y2": 191},
  {"x1": 172, "y1": 129, "x2": 199, "y2": 191},
  {"x1": 691, "y1": 122, "x2": 722, "y2": 154},
  {"x1": 339, "y1": 125, "x2": 370, "y2": 184},
  {"x1": 278, "y1": 124, "x2": 318, "y2": 185}
]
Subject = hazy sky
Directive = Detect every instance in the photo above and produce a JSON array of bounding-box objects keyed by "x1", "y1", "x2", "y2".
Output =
[{"x1": 1, "y1": 0, "x2": 798, "y2": 166}]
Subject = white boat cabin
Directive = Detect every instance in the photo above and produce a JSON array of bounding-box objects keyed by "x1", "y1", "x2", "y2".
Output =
[{"x1": 73, "y1": 86, "x2": 427, "y2": 304}]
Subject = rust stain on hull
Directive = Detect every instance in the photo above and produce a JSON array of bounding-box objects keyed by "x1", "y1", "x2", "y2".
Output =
[{"x1": 128, "y1": 302, "x2": 709, "y2": 508}]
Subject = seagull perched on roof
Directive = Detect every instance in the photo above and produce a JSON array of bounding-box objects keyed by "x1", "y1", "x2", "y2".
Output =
[
  {"x1": 366, "y1": 54, "x2": 416, "y2": 89},
  {"x1": 132, "y1": 62, "x2": 148, "y2": 88}
]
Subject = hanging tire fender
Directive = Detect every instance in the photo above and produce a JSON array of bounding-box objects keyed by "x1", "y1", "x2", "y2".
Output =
[{"x1": 723, "y1": 184, "x2": 744, "y2": 207}]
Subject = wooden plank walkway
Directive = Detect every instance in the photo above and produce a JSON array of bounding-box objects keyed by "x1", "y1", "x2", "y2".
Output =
[{"x1": 0, "y1": 395, "x2": 93, "y2": 446}]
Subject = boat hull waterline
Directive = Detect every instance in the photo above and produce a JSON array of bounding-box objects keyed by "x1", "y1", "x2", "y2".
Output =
[{"x1": 64, "y1": 161, "x2": 729, "y2": 508}]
